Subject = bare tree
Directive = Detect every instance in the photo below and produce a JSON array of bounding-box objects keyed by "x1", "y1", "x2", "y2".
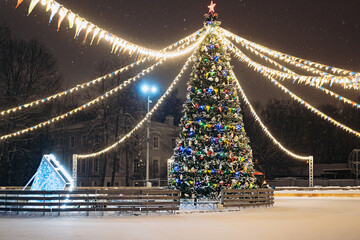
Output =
[{"x1": 0, "y1": 26, "x2": 62, "y2": 185}]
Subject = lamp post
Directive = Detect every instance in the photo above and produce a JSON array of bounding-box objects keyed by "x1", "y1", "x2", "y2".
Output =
[{"x1": 141, "y1": 83, "x2": 158, "y2": 187}]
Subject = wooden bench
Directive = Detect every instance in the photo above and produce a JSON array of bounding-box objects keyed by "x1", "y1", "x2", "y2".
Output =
[
  {"x1": 0, "y1": 188, "x2": 180, "y2": 215},
  {"x1": 220, "y1": 188, "x2": 274, "y2": 208}
]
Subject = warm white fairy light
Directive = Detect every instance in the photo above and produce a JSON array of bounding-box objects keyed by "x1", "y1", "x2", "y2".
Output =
[
  {"x1": 224, "y1": 36, "x2": 360, "y2": 108},
  {"x1": 222, "y1": 35, "x2": 359, "y2": 89},
  {"x1": 77, "y1": 48, "x2": 198, "y2": 159},
  {"x1": 0, "y1": 30, "x2": 205, "y2": 117},
  {"x1": 222, "y1": 28, "x2": 360, "y2": 78},
  {"x1": 0, "y1": 60, "x2": 164, "y2": 140},
  {"x1": 232, "y1": 72, "x2": 311, "y2": 161},
  {"x1": 263, "y1": 74, "x2": 360, "y2": 138},
  {"x1": 21, "y1": 0, "x2": 209, "y2": 59}
]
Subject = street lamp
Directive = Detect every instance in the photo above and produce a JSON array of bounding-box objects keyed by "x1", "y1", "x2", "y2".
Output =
[{"x1": 140, "y1": 83, "x2": 158, "y2": 187}]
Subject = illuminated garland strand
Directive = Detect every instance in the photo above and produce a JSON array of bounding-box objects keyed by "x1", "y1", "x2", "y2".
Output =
[
  {"x1": 227, "y1": 41, "x2": 360, "y2": 138},
  {"x1": 224, "y1": 36, "x2": 360, "y2": 108},
  {"x1": 231, "y1": 72, "x2": 311, "y2": 160},
  {"x1": 0, "y1": 30, "x2": 204, "y2": 117},
  {"x1": 0, "y1": 59, "x2": 146, "y2": 117},
  {"x1": 222, "y1": 28, "x2": 360, "y2": 78},
  {"x1": 15, "y1": 0, "x2": 206, "y2": 59},
  {"x1": 264, "y1": 75, "x2": 360, "y2": 138},
  {"x1": 77, "y1": 48, "x2": 198, "y2": 159},
  {"x1": 0, "y1": 60, "x2": 163, "y2": 141},
  {"x1": 0, "y1": 32, "x2": 207, "y2": 140},
  {"x1": 223, "y1": 36, "x2": 358, "y2": 89}
]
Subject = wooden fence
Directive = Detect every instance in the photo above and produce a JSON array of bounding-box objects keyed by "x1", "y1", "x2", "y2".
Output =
[
  {"x1": 0, "y1": 188, "x2": 180, "y2": 215},
  {"x1": 220, "y1": 188, "x2": 274, "y2": 208}
]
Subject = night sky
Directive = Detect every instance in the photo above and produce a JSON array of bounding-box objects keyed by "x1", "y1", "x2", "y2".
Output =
[{"x1": 1, "y1": 0, "x2": 360, "y2": 105}]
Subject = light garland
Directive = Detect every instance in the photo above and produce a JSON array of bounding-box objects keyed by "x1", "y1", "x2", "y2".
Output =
[
  {"x1": 265, "y1": 75, "x2": 360, "y2": 138},
  {"x1": 0, "y1": 32, "x2": 207, "y2": 141},
  {"x1": 224, "y1": 36, "x2": 360, "y2": 108},
  {"x1": 231, "y1": 72, "x2": 311, "y2": 161},
  {"x1": 0, "y1": 30, "x2": 204, "y2": 117},
  {"x1": 0, "y1": 60, "x2": 163, "y2": 141},
  {"x1": 15, "y1": 0, "x2": 208, "y2": 59},
  {"x1": 0, "y1": 59, "x2": 146, "y2": 117},
  {"x1": 222, "y1": 28, "x2": 360, "y2": 78},
  {"x1": 226, "y1": 42, "x2": 360, "y2": 138},
  {"x1": 223, "y1": 36, "x2": 359, "y2": 89},
  {"x1": 77, "y1": 47, "x2": 199, "y2": 159}
]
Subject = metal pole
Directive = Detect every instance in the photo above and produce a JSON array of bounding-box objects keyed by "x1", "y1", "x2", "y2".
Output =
[
  {"x1": 146, "y1": 94, "x2": 150, "y2": 187},
  {"x1": 309, "y1": 156, "x2": 313, "y2": 188},
  {"x1": 72, "y1": 154, "x2": 78, "y2": 188}
]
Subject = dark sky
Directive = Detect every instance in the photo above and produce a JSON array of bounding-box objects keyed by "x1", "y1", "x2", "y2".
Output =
[{"x1": 1, "y1": 0, "x2": 360, "y2": 106}]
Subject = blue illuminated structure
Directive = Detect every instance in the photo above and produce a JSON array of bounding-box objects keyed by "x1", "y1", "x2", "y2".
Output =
[{"x1": 27, "y1": 154, "x2": 73, "y2": 191}]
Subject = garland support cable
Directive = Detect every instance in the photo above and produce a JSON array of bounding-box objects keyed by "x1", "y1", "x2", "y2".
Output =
[
  {"x1": 231, "y1": 71, "x2": 311, "y2": 161},
  {"x1": 224, "y1": 36, "x2": 360, "y2": 108},
  {"x1": 221, "y1": 36, "x2": 358, "y2": 89},
  {"x1": 0, "y1": 28, "x2": 207, "y2": 117},
  {"x1": 76, "y1": 47, "x2": 199, "y2": 159},
  {"x1": 14, "y1": 0, "x2": 206, "y2": 59},
  {"x1": 222, "y1": 28, "x2": 360, "y2": 78},
  {"x1": 0, "y1": 60, "x2": 164, "y2": 140}
]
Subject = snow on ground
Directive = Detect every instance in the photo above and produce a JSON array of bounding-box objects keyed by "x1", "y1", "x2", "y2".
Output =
[{"x1": 1, "y1": 198, "x2": 360, "y2": 240}]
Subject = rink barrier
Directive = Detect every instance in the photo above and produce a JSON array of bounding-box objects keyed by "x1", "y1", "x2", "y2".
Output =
[
  {"x1": 220, "y1": 188, "x2": 274, "y2": 208},
  {"x1": 0, "y1": 188, "x2": 180, "y2": 216}
]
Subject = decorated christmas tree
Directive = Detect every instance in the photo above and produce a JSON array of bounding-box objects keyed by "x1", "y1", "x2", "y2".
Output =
[{"x1": 168, "y1": 1, "x2": 256, "y2": 199}]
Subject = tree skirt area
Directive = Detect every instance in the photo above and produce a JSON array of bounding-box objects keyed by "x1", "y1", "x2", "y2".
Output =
[{"x1": 0, "y1": 198, "x2": 359, "y2": 240}]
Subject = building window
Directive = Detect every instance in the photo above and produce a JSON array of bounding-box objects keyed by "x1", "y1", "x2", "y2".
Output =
[
  {"x1": 107, "y1": 182, "x2": 111, "y2": 187},
  {"x1": 81, "y1": 159, "x2": 86, "y2": 173},
  {"x1": 134, "y1": 159, "x2": 139, "y2": 173},
  {"x1": 81, "y1": 135, "x2": 87, "y2": 146},
  {"x1": 93, "y1": 158, "x2": 99, "y2": 173},
  {"x1": 154, "y1": 159, "x2": 159, "y2": 175},
  {"x1": 171, "y1": 138, "x2": 176, "y2": 149},
  {"x1": 70, "y1": 136, "x2": 75, "y2": 148},
  {"x1": 92, "y1": 181, "x2": 97, "y2": 187},
  {"x1": 114, "y1": 182, "x2": 119, "y2": 187},
  {"x1": 153, "y1": 136, "x2": 159, "y2": 149}
]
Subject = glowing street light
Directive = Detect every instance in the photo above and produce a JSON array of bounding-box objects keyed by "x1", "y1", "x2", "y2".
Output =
[{"x1": 140, "y1": 83, "x2": 158, "y2": 187}]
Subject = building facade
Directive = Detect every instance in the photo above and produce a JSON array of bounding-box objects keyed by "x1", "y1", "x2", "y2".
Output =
[{"x1": 47, "y1": 116, "x2": 178, "y2": 187}]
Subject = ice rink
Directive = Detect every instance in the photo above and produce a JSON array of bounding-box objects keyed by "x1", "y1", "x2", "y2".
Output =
[{"x1": 1, "y1": 198, "x2": 359, "y2": 240}]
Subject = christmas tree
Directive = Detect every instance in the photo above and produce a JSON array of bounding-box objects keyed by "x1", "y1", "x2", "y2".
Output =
[{"x1": 168, "y1": 2, "x2": 256, "y2": 199}]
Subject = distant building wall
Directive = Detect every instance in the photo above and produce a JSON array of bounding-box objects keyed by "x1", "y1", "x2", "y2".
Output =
[{"x1": 47, "y1": 116, "x2": 178, "y2": 187}]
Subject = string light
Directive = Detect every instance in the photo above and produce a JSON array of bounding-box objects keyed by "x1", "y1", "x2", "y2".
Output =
[
  {"x1": 264, "y1": 74, "x2": 360, "y2": 138},
  {"x1": 232, "y1": 72, "x2": 311, "y2": 161},
  {"x1": 0, "y1": 60, "x2": 164, "y2": 141},
  {"x1": 17, "y1": 0, "x2": 209, "y2": 59},
  {"x1": 0, "y1": 31, "x2": 207, "y2": 141},
  {"x1": 222, "y1": 35, "x2": 359, "y2": 89},
  {"x1": 225, "y1": 40, "x2": 360, "y2": 137},
  {"x1": 222, "y1": 28, "x2": 360, "y2": 78},
  {"x1": 0, "y1": 30, "x2": 204, "y2": 117},
  {"x1": 77, "y1": 48, "x2": 199, "y2": 159},
  {"x1": 223, "y1": 36, "x2": 360, "y2": 108}
]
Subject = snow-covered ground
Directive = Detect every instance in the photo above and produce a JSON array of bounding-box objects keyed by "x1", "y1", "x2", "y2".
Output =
[{"x1": 1, "y1": 198, "x2": 359, "y2": 240}]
